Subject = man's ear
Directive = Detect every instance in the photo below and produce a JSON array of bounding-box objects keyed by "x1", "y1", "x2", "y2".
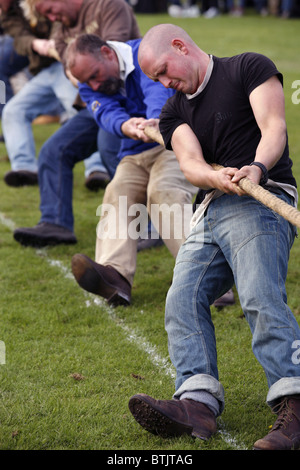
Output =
[
  {"x1": 100, "y1": 45, "x2": 114, "y2": 59},
  {"x1": 171, "y1": 39, "x2": 188, "y2": 55}
]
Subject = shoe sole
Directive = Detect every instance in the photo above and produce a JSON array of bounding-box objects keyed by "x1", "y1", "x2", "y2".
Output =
[
  {"x1": 128, "y1": 395, "x2": 193, "y2": 438},
  {"x1": 71, "y1": 254, "x2": 130, "y2": 306},
  {"x1": 14, "y1": 230, "x2": 77, "y2": 248}
]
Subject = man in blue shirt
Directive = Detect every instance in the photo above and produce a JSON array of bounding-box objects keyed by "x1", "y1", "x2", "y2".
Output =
[{"x1": 68, "y1": 34, "x2": 196, "y2": 306}]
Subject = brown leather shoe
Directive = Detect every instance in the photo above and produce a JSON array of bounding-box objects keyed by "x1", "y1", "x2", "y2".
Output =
[
  {"x1": 253, "y1": 395, "x2": 300, "y2": 450},
  {"x1": 128, "y1": 393, "x2": 217, "y2": 440},
  {"x1": 4, "y1": 170, "x2": 38, "y2": 187},
  {"x1": 71, "y1": 253, "x2": 131, "y2": 306}
]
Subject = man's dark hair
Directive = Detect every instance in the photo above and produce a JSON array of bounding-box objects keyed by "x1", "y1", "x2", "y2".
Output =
[
  {"x1": 66, "y1": 34, "x2": 110, "y2": 68},
  {"x1": 74, "y1": 34, "x2": 109, "y2": 56}
]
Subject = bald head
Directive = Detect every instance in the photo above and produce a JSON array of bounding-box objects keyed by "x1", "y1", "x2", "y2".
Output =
[
  {"x1": 138, "y1": 23, "x2": 196, "y2": 67},
  {"x1": 138, "y1": 24, "x2": 209, "y2": 95}
]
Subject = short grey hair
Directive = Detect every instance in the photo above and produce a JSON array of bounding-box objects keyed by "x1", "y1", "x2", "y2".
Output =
[{"x1": 66, "y1": 34, "x2": 110, "y2": 69}]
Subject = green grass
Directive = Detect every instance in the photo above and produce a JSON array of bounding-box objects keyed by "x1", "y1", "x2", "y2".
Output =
[{"x1": 0, "y1": 12, "x2": 299, "y2": 452}]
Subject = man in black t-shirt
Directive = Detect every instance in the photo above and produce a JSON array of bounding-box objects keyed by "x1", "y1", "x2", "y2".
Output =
[{"x1": 127, "y1": 24, "x2": 300, "y2": 451}]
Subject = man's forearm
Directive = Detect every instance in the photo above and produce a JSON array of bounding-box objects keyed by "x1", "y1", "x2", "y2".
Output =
[{"x1": 253, "y1": 122, "x2": 287, "y2": 171}]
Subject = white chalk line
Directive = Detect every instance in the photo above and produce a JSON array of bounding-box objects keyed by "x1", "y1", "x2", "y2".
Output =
[
  {"x1": 0, "y1": 211, "x2": 17, "y2": 231},
  {"x1": 45, "y1": 252, "x2": 177, "y2": 380},
  {"x1": 0, "y1": 211, "x2": 246, "y2": 450}
]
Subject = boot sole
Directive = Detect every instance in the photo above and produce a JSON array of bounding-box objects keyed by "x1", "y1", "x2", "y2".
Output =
[
  {"x1": 71, "y1": 254, "x2": 130, "y2": 306},
  {"x1": 128, "y1": 395, "x2": 193, "y2": 438}
]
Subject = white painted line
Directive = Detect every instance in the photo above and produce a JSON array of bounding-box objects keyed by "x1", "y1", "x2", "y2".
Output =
[
  {"x1": 0, "y1": 212, "x2": 17, "y2": 231},
  {"x1": 35, "y1": 247, "x2": 176, "y2": 379}
]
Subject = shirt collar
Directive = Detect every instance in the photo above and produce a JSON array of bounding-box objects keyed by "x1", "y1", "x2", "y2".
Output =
[
  {"x1": 107, "y1": 40, "x2": 135, "y2": 82},
  {"x1": 186, "y1": 55, "x2": 214, "y2": 100}
]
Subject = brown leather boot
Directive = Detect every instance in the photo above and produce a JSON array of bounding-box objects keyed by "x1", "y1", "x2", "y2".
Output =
[
  {"x1": 253, "y1": 395, "x2": 300, "y2": 450},
  {"x1": 128, "y1": 393, "x2": 217, "y2": 440},
  {"x1": 71, "y1": 253, "x2": 131, "y2": 306}
]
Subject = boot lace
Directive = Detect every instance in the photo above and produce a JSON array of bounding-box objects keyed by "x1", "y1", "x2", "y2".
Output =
[{"x1": 271, "y1": 398, "x2": 294, "y2": 432}]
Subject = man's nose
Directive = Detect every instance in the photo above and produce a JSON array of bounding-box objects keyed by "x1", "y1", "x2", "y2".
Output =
[
  {"x1": 89, "y1": 80, "x2": 100, "y2": 91},
  {"x1": 159, "y1": 76, "x2": 172, "y2": 89}
]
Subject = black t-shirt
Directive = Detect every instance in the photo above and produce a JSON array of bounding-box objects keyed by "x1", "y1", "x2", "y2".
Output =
[{"x1": 159, "y1": 53, "x2": 296, "y2": 193}]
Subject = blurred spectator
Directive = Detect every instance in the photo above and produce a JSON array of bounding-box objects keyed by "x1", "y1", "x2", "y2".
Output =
[
  {"x1": 168, "y1": 0, "x2": 200, "y2": 17},
  {"x1": 253, "y1": 0, "x2": 268, "y2": 15},
  {"x1": 280, "y1": 0, "x2": 294, "y2": 17},
  {"x1": 227, "y1": 0, "x2": 245, "y2": 15},
  {"x1": 128, "y1": 0, "x2": 168, "y2": 13},
  {"x1": 202, "y1": 0, "x2": 220, "y2": 17},
  {"x1": 268, "y1": 0, "x2": 279, "y2": 14}
]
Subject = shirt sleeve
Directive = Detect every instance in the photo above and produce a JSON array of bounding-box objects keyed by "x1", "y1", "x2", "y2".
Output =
[
  {"x1": 159, "y1": 94, "x2": 186, "y2": 150},
  {"x1": 79, "y1": 84, "x2": 130, "y2": 138},
  {"x1": 239, "y1": 52, "x2": 283, "y2": 96},
  {"x1": 94, "y1": 0, "x2": 140, "y2": 43}
]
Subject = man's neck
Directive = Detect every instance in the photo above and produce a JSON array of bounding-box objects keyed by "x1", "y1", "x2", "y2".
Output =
[{"x1": 186, "y1": 55, "x2": 214, "y2": 99}]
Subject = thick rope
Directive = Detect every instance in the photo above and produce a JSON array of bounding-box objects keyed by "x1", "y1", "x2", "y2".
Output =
[{"x1": 144, "y1": 126, "x2": 300, "y2": 229}]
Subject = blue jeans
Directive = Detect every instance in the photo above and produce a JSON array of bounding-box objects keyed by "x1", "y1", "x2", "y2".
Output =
[
  {"x1": 281, "y1": 0, "x2": 293, "y2": 12},
  {"x1": 166, "y1": 191, "x2": 300, "y2": 413},
  {"x1": 0, "y1": 35, "x2": 30, "y2": 117},
  {"x1": 38, "y1": 108, "x2": 120, "y2": 232},
  {"x1": 2, "y1": 62, "x2": 77, "y2": 171}
]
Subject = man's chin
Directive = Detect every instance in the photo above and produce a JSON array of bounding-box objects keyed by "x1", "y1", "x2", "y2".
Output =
[{"x1": 97, "y1": 78, "x2": 124, "y2": 95}]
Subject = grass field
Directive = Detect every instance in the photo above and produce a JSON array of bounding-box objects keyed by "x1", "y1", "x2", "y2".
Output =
[{"x1": 0, "y1": 11, "x2": 299, "y2": 453}]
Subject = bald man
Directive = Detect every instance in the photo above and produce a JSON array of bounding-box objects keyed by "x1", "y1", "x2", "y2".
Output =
[{"x1": 128, "y1": 24, "x2": 300, "y2": 450}]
